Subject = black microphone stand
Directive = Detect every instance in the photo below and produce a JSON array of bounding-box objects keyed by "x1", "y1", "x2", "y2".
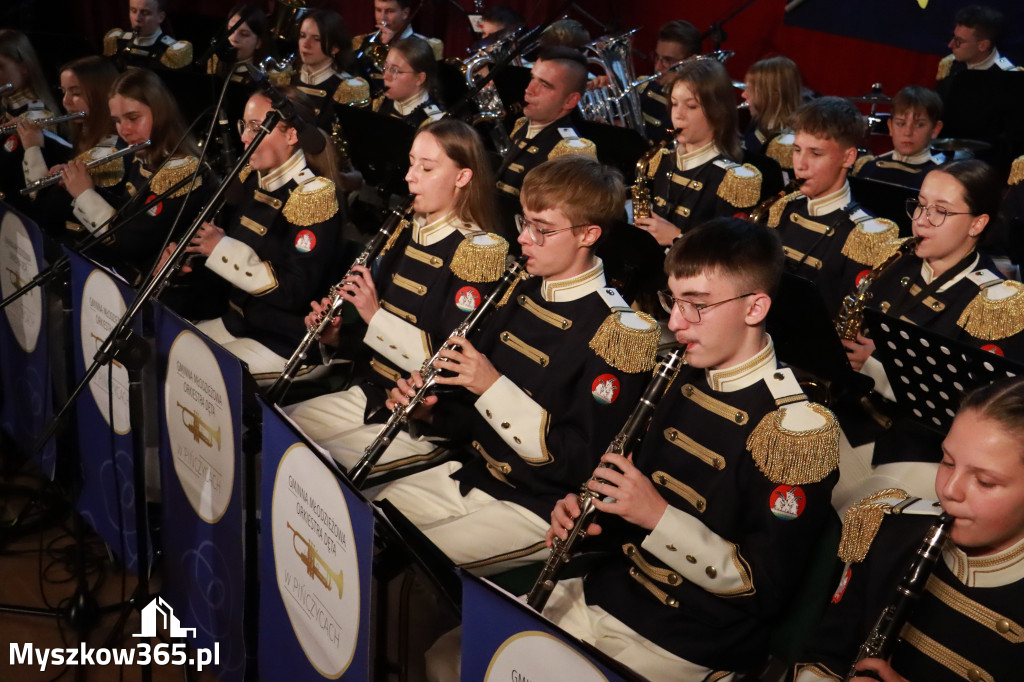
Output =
[{"x1": 701, "y1": 0, "x2": 766, "y2": 52}]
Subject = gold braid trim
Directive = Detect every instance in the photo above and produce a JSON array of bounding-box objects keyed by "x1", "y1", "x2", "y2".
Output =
[
  {"x1": 206, "y1": 54, "x2": 219, "y2": 75},
  {"x1": 588, "y1": 311, "x2": 660, "y2": 373},
  {"x1": 852, "y1": 155, "x2": 874, "y2": 176},
  {"x1": 103, "y1": 29, "x2": 122, "y2": 57},
  {"x1": 767, "y1": 191, "x2": 801, "y2": 228},
  {"x1": 648, "y1": 148, "x2": 669, "y2": 178},
  {"x1": 380, "y1": 219, "x2": 410, "y2": 258},
  {"x1": 282, "y1": 178, "x2": 339, "y2": 226},
  {"x1": 333, "y1": 78, "x2": 370, "y2": 106},
  {"x1": 371, "y1": 96, "x2": 384, "y2": 113},
  {"x1": 159, "y1": 41, "x2": 193, "y2": 70},
  {"x1": 841, "y1": 218, "x2": 900, "y2": 266},
  {"x1": 238, "y1": 165, "x2": 253, "y2": 183},
  {"x1": 746, "y1": 402, "x2": 840, "y2": 485},
  {"x1": 548, "y1": 137, "x2": 597, "y2": 160},
  {"x1": 957, "y1": 281, "x2": 1024, "y2": 340},
  {"x1": 837, "y1": 488, "x2": 910, "y2": 563},
  {"x1": 77, "y1": 149, "x2": 125, "y2": 188},
  {"x1": 449, "y1": 233, "x2": 509, "y2": 282},
  {"x1": 496, "y1": 272, "x2": 529, "y2": 308},
  {"x1": 151, "y1": 157, "x2": 201, "y2": 197},
  {"x1": 510, "y1": 117, "x2": 528, "y2": 138},
  {"x1": 1009, "y1": 156, "x2": 1024, "y2": 186},
  {"x1": 766, "y1": 137, "x2": 793, "y2": 170},
  {"x1": 716, "y1": 163, "x2": 763, "y2": 208},
  {"x1": 936, "y1": 54, "x2": 954, "y2": 81}
]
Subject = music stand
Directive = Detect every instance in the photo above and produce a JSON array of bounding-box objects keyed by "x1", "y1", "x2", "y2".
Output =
[
  {"x1": 492, "y1": 65, "x2": 531, "y2": 117},
  {"x1": 437, "y1": 60, "x2": 472, "y2": 111},
  {"x1": 849, "y1": 176, "x2": 916, "y2": 236},
  {"x1": 573, "y1": 121, "x2": 648, "y2": 179},
  {"x1": 939, "y1": 70, "x2": 1024, "y2": 167},
  {"x1": 335, "y1": 105, "x2": 416, "y2": 196}
]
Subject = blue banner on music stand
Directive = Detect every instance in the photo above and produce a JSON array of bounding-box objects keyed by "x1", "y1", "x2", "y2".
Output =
[
  {"x1": 0, "y1": 203, "x2": 54, "y2": 478},
  {"x1": 67, "y1": 248, "x2": 145, "y2": 573},
  {"x1": 461, "y1": 573, "x2": 635, "y2": 682},
  {"x1": 154, "y1": 303, "x2": 246, "y2": 682},
  {"x1": 259, "y1": 400, "x2": 374, "y2": 681}
]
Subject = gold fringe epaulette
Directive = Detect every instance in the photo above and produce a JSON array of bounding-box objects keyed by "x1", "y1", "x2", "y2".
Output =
[
  {"x1": 716, "y1": 163, "x2": 762, "y2": 208},
  {"x1": 766, "y1": 191, "x2": 801, "y2": 228},
  {"x1": 588, "y1": 311, "x2": 660, "y2": 373},
  {"x1": 334, "y1": 77, "x2": 370, "y2": 106},
  {"x1": 425, "y1": 37, "x2": 445, "y2": 61},
  {"x1": 450, "y1": 232, "x2": 509, "y2": 282},
  {"x1": 549, "y1": 137, "x2": 597, "y2": 160},
  {"x1": 103, "y1": 29, "x2": 123, "y2": 57},
  {"x1": 957, "y1": 281, "x2": 1024, "y2": 340},
  {"x1": 282, "y1": 177, "x2": 339, "y2": 226},
  {"x1": 873, "y1": 236, "x2": 914, "y2": 267},
  {"x1": 238, "y1": 165, "x2": 253, "y2": 183},
  {"x1": 841, "y1": 218, "x2": 900, "y2": 266},
  {"x1": 1009, "y1": 156, "x2": 1024, "y2": 186},
  {"x1": 78, "y1": 147, "x2": 125, "y2": 188},
  {"x1": 766, "y1": 136, "x2": 794, "y2": 170},
  {"x1": 852, "y1": 155, "x2": 875, "y2": 176},
  {"x1": 510, "y1": 117, "x2": 528, "y2": 139},
  {"x1": 936, "y1": 54, "x2": 954, "y2": 81},
  {"x1": 268, "y1": 67, "x2": 293, "y2": 87},
  {"x1": 159, "y1": 41, "x2": 193, "y2": 70},
  {"x1": 746, "y1": 402, "x2": 840, "y2": 485},
  {"x1": 837, "y1": 488, "x2": 910, "y2": 563},
  {"x1": 351, "y1": 34, "x2": 367, "y2": 51},
  {"x1": 151, "y1": 157, "x2": 201, "y2": 197}
]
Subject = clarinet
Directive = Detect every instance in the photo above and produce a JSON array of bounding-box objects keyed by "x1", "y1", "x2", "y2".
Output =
[
  {"x1": 526, "y1": 347, "x2": 687, "y2": 612},
  {"x1": 264, "y1": 197, "x2": 415, "y2": 404},
  {"x1": 347, "y1": 254, "x2": 530, "y2": 488},
  {"x1": 843, "y1": 512, "x2": 954, "y2": 681}
]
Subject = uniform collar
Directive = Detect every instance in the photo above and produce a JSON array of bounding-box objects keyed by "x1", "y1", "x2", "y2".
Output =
[
  {"x1": 258, "y1": 149, "x2": 307, "y2": 192},
  {"x1": 300, "y1": 61, "x2": 338, "y2": 85},
  {"x1": 891, "y1": 148, "x2": 938, "y2": 165},
  {"x1": 705, "y1": 336, "x2": 775, "y2": 392},
  {"x1": 541, "y1": 259, "x2": 606, "y2": 302},
  {"x1": 942, "y1": 534, "x2": 1024, "y2": 588},
  {"x1": 133, "y1": 28, "x2": 162, "y2": 47},
  {"x1": 411, "y1": 211, "x2": 473, "y2": 246},
  {"x1": 806, "y1": 181, "x2": 852, "y2": 217},
  {"x1": 969, "y1": 48, "x2": 1000, "y2": 71},
  {"x1": 921, "y1": 252, "x2": 980, "y2": 291},
  {"x1": 675, "y1": 141, "x2": 719, "y2": 171},
  {"x1": 393, "y1": 89, "x2": 429, "y2": 116},
  {"x1": 398, "y1": 25, "x2": 415, "y2": 40}
]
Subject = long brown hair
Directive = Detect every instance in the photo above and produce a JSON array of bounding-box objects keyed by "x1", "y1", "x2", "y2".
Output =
[
  {"x1": 664, "y1": 59, "x2": 741, "y2": 162},
  {"x1": 109, "y1": 68, "x2": 197, "y2": 166},
  {"x1": 0, "y1": 30, "x2": 60, "y2": 116},
  {"x1": 959, "y1": 377, "x2": 1024, "y2": 458},
  {"x1": 417, "y1": 118, "x2": 498, "y2": 232},
  {"x1": 60, "y1": 56, "x2": 118, "y2": 154},
  {"x1": 745, "y1": 56, "x2": 802, "y2": 136}
]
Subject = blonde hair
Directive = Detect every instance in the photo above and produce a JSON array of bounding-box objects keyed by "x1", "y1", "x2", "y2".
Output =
[
  {"x1": 416, "y1": 119, "x2": 497, "y2": 232},
  {"x1": 745, "y1": 56, "x2": 803, "y2": 136},
  {"x1": 0, "y1": 30, "x2": 60, "y2": 116}
]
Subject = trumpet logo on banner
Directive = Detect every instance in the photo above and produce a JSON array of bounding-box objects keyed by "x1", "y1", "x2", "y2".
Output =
[
  {"x1": 165, "y1": 330, "x2": 235, "y2": 523},
  {"x1": 485, "y1": 631, "x2": 609, "y2": 682},
  {"x1": 80, "y1": 271, "x2": 131, "y2": 433},
  {"x1": 0, "y1": 211, "x2": 42, "y2": 353},
  {"x1": 272, "y1": 444, "x2": 360, "y2": 677}
]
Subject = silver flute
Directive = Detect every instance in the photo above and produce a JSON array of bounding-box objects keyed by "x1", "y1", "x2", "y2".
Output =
[
  {"x1": 0, "y1": 110, "x2": 85, "y2": 135},
  {"x1": 20, "y1": 140, "x2": 150, "y2": 194}
]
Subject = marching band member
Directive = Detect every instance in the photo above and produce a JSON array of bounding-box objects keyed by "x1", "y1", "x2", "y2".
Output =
[
  {"x1": 795, "y1": 377, "x2": 1024, "y2": 682},
  {"x1": 635, "y1": 59, "x2": 763, "y2": 246},
  {"x1": 936, "y1": 4, "x2": 1018, "y2": 82},
  {"x1": 206, "y1": 4, "x2": 271, "y2": 89},
  {"x1": 103, "y1": 0, "x2": 193, "y2": 71},
  {"x1": 378, "y1": 156, "x2": 660, "y2": 574},
  {"x1": 477, "y1": 5, "x2": 525, "y2": 43},
  {"x1": 371, "y1": 36, "x2": 445, "y2": 126},
  {"x1": 852, "y1": 86, "x2": 945, "y2": 190},
  {"x1": 353, "y1": 0, "x2": 444, "y2": 94},
  {"x1": 992, "y1": 154, "x2": 1024, "y2": 266},
  {"x1": 766, "y1": 96, "x2": 898, "y2": 316},
  {"x1": 286, "y1": 118, "x2": 503, "y2": 470},
  {"x1": 170, "y1": 88, "x2": 343, "y2": 382},
  {"x1": 741, "y1": 55, "x2": 802, "y2": 174},
  {"x1": 638, "y1": 20, "x2": 702, "y2": 140}
]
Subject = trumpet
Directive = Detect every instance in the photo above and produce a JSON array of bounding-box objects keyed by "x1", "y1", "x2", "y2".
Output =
[
  {"x1": 0, "y1": 111, "x2": 85, "y2": 136},
  {"x1": 6, "y1": 267, "x2": 27, "y2": 290},
  {"x1": 177, "y1": 401, "x2": 222, "y2": 451},
  {"x1": 287, "y1": 521, "x2": 344, "y2": 599},
  {"x1": 21, "y1": 140, "x2": 150, "y2": 194}
]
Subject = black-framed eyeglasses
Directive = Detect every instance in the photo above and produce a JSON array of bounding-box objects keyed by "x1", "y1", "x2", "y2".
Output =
[
  {"x1": 657, "y1": 290, "x2": 756, "y2": 323},
  {"x1": 905, "y1": 198, "x2": 972, "y2": 227},
  {"x1": 514, "y1": 214, "x2": 588, "y2": 246}
]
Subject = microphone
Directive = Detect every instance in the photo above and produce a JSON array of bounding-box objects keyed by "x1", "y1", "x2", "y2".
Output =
[
  {"x1": 197, "y1": 8, "x2": 251, "y2": 66},
  {"x1": 243, "y1": 63, "x2": 327, "y2": 155}
]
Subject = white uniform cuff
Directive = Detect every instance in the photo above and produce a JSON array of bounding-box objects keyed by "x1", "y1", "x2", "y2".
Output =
[
  {"x1": 22, "y1": 146, "x2": 47, "y2": 185},
  {"x1": 72, "y1": 189, "x2": 116, "y2": 234},
  {"x1": 364, "y1": 308, "x2": 430, "y2": 373},
  {"x1": 205, "y1": 235, "x2": 277, "y2": 294},
  {"x1": 861, "y1": 354, "x2": 895, "y2": 402},
  {"x1": 475, "y1": 375, "x2": 549, "y2": 463}
]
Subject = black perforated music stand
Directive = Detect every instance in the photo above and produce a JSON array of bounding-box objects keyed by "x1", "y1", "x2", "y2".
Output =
[
  {"x1": 574, "y1": 121, "x2": 648, "y2": 179},
  {"x1": 864, "y1": 308, "x2": 1024, "y2": 435}
]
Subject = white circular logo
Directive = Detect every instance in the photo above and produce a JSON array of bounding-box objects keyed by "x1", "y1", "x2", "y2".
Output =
[
  {"x1": 485, "y1": 631, "x2": 609, "y2": 682},
  {"x1": 80, "y1": 270, "x2": 130, "y2": 434},
  {"x1": 0, "y1": 211, "x2": 42, "y2": 353},
  {"x1": 165, "y1": 330, "x2": 234, "y2": 523},
  {"x1": 272, "y1": 444, "x2": 360, "y2": 678}
]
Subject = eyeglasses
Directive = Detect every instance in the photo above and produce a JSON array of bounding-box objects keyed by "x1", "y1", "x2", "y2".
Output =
[
  {"x1": 651, "y1": 52, "x2": 682, "y2": 66},
  {"x1": 949, "y1": 36, "x2": 969, "y2": 48},
  {"x1": 236, "y1": 119, "x2": 263, "y2": 136},
  {"x1": 514, "y1": 214, "x2": 588, "y2": 246},
  {"x1": 383, "y1": 65, "x2": 414, "y2": 77},
  {"x1": 905, "y1": 199, "x2": 972, "y2": 227},
  {"x1": 657, "y1": 290, "x2": 755, "y2": 323}
]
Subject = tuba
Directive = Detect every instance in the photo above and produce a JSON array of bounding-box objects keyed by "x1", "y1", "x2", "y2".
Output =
[{"x1": 577, "y1": 29, "x2": 645, "y2": 133}]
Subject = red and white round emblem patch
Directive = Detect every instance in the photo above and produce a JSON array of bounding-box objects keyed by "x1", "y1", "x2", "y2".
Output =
[
  {"x1": 769, "y1": 484, "x2": 806, "y2": 520},
  {"x1": 294, "y1": 230, "x2": 316, "y2": 253},
  {"x1": 454, "y1": 286, "x2": 481, "y2": 312},
  {"x1": 591, "y1": 374, "x2": 620, "y2": 404}
]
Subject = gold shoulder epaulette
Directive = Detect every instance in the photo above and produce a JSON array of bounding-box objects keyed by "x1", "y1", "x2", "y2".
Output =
[
  {"x1": 852, "y1": 154, "x2": 875, "y2": 176},
  {"x1": 425, "y1": 37, "x2": 445, "y2": 61},
  {"x1": 238, "y1": 165, "x2": 253, "y2": 183},
  {"x1": 957, "y1": 280, "x2": 1024, "y2": 340},
  {"x1": 152, "y1": 156, "x2": 201, "y2": 197},
  {"x1": 351, "y1": 34, "x2": 366, "y2": 51},
  {"x1": 549, "y1": 137, "x2": 597, "y2": 160},
  {"x1": 78, "y1": 146, "x2": 125, "y2": 188},
  {"x1": 837, "y1": 488, "x2": 911, "y2": 563},
  {"x1": 268, "y1": 66, "x2": 293, "y2": 87},
  {"x1": 746, "y1": 401, "x2": 840, "y2": 485},
  {"x1": 872, "y1": 236, "x2": 914, "y2": 267},
  {"x1": 841, "y1": 217, "x2": 900, "y2": 266},
  {"x1": 103, "y1": 28, "x2": 123, "y2": 57},
  {"x1": 936, "y1": 54, "x2": 954, "y2": 81},
  {"x1": 450, "y1": 232, "x2": 509, "y2": 282},
  {"x1": 282, "y1": 177, "x2": 339, "y2": 226},
  {"x1": 334, "y1": 77, "x2": 370, "y2": 106},
  {"x1": 766, "y1": 191, "x2": 802, "y2": 228},
  {"x1": 589, "y1": 310, "x2": 660, "y2": 373},
  {"x1": 717, "y1": 163, "x2": 763, "y2": 208},
  {"x1": 765, "y1": 135, "x2": 794, "y2": 170},
  {"x1": 1009, "y1": 155, "x2": 1024, "y2": 186},
  {"x1": 371, "y1": 96, "x2": 385, "y2": 113},
  {"x1": 510, "y1": 116, "x2": 528, "y2": 139},
  {"x1": 159, "y1": 40, "x2": 193, "y2": 70}
]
